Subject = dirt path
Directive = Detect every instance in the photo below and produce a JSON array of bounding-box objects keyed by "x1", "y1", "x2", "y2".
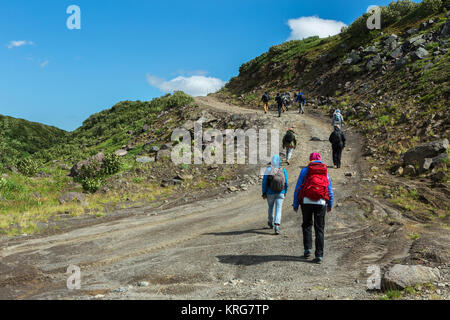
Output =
[{"x1": 0, "y1": 97, "x2": 411, "y2": 300}]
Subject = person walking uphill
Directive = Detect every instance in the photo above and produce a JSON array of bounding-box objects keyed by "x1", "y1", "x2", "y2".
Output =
[
  {"x1": 262, "y1": 155, "x2": 289, "y2": 235},
  {"x1": 296, "y1": 91, "x2": 306, "y2": 114},
  {"x1": 332, "y1": 109, "x2": 344, "y2": 129},
  {"x1": 329, "y1": 125, "x2": 346, "y2": 169},
  {"x1": 282, "y1": 128, "x2": 297, "y2": 165},
  {"x1": 275, "y1": 93, "x2": 283, "y2": 117},
  {"x1": 261, "y1": 92, "x2": 270, "y2": 114},
  {"x1": 293, "y1": 153, "x2": 333, "y2": 264}
]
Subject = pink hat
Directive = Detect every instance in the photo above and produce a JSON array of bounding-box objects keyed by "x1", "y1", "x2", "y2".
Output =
[{"x1": 310, "y1": 152, "x2": 322, "y2": 161}]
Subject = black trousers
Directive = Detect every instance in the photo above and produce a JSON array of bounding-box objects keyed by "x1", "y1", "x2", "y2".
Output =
[
  {"x1": 301, "y1": 204, "x2": 327, "y2": 258},
  {"x1": 332, "y1": 145, "x2": 343, "y2": 168},
  {"x1": 277, "y1": 104, "x2": 283, "y2": 117}
]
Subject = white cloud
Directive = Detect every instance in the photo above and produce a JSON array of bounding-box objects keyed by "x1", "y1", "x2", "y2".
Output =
[
  {"x1": 7, "y1": 40, "x2": 34, "y2": 49},
  {"x1": 146, "y1": 74, "x2": 226, "y2": 97},
  {"x1": 40, "y1": 60, "x2": 49, "y2": 68},
  {"x1": 287, "y1": 16, "x2": 347, "y2": 40}
]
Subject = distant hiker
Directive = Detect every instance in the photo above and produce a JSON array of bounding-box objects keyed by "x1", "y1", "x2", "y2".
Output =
[
  {"x1": 275, "y1": 93, "x2": 283, "y2": 117},
  {"x1": 332, "y1": 109, "x2": 344, "y2": 129},
  {"x1": 282, "y1": 92, "x2": 291, "y2": 111},
  {"x1": 282, "y1": 128, "x2": 297, "y2": 165},
  {"x1": 329, "y1": 125, "x2": 346, "y2": 169},
  {"x1": 262, "y1": 155, "x2": 289, "y2": 235},
  {"x1": 293, "y1": 152, "x2": 333, "y2": 264},
  {"x1": 296, "y1": 91, "x2": 306, "y2": 114},
  {"x1": 262, "y1": 92, "x2": 271, "y2": 114}
]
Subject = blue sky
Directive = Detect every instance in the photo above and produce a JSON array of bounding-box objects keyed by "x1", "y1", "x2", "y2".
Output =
[{"x1": 1, "y1": 0, "x2": 419, "y2": 131}]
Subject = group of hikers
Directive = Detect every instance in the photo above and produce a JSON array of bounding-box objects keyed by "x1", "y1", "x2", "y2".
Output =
[
  {"x1": 261, "y1": 91, "x2": 306, "y2": 117},
  {"x1": 261, "y1": 111, "x2": 346, "y2": 264}
]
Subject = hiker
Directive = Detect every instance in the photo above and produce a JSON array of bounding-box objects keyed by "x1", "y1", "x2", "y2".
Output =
[
  {"x1": 329, "y1": 125, "x2": 346, "y2": 169},
  {"x1": 331, "y1": 109, "x2": 344, "y2": 129},
  {"x1": 296, "y1": 91, "x2": 306, "y2": 114},
  {"x1": 262, "y1": 155, "x2": 289, "y2": 235},
  {"x1": 261, "y1": 92, "x2": 271, "y2": 114},
  {"x1": 275, "y1": 93, "x2": 283, "y2": 117},
  {"x1": 282, "y1": 128, "x2": 297, "y2": 165},
  {"x1": 282, "y1": 92, "x2": 291, "y2": 111},
  {"x1": 293, "y1": 152, "x2": 333, "y2": 264}
]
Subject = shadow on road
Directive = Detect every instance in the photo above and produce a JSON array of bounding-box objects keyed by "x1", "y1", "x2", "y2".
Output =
[
  {"x1": 205, "y1": 228, "x2": 271, "y2": 236},
  {"x1": 217, "y1": 254, "x2": 315, "y2": 266}
]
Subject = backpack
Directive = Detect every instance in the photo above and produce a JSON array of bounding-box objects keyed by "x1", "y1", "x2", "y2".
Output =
[
  {"x1": 285, "y1": 131, "x2": 294, "y2": 143},
  {"x1": 298, "y1": 162, "x2": 329, "y2": 203},
  {"x1": 262, "y1": 94, "x2": 269, "y2": 103},
  {"x1": 268, "y1": 167, "x2": 286, "y2": 193},
  {"x1": 333, "y1": 113, "x2": 342, "y2": 123}
]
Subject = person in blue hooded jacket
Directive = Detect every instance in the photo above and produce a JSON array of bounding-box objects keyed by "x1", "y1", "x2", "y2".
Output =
[{"x1": 262, "y1": 155, "x2": 289, "y2": 235}]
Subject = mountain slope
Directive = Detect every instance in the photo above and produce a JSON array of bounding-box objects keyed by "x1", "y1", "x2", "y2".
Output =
[
  {"x1": 0, "y1": 115, "x2": 67, "y2": 168},
  {"x1": 216, "y1": 0, "x2": 449, "y2": 223}
]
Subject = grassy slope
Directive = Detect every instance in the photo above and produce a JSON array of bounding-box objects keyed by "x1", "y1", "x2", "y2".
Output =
[
  {"x1": 0, "y1": 115, "x2": 68, "y2": 168},
  {"x1": 0, "y1": 92, "x2": 195, "y2": 236}
]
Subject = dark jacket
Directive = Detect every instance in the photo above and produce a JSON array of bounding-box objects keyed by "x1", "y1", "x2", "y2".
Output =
[
  {"x1": 329, "y1": 128, "x2": 346, "y2": 149},
  {"x1": 282, "y1": 130, "x2": 297, "y2": 149},
  {"x1": 262, "y1": 93, "x2": 270, "y2": 103},
  {"x1": 275, "y1": 95, "x2": 283, "y2": 106}
]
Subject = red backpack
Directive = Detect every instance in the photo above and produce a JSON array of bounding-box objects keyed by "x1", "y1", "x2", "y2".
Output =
[{"x1": 298, "y1": 162, "x2": 329, "y2": 204}]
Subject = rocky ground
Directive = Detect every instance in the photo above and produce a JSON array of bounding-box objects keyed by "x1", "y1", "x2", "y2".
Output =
[{"x1": 0, "y1": 97, "x2": 448, "y2": 300}]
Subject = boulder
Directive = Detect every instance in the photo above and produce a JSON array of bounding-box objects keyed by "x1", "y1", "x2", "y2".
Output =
[
  {"x1": 422, "y1": 153, "x2": 448, "y2": 172},
  {"x1": 148, "y1": 146, "x2": 160, "y2": 153},
  {"x1": 343, "y1": 50, "x2": 361, "y2": 65},
  {"x1": 395, "y1": 55, "x2": 410, "y2": 69},
  {"x1": 136, "y1": 156, "x2": 155, "y2": 163},
  {"x1": 406, "y1": 28, "x2": 418, "y2": 36},
  {"x1": 412, "y1": 47, "x2": 429, "y2": 60},
  {"x1": 384, "y1": 34, "x2": 398, "y2": 47},
  {"x1": 58, "y1": 192, "x2": 86, "y2": 205},
  {"x1": 70, "y1": 152, "x2": 105, "y2": 178},
  {"x1": 366, "y1": 55, "x2": 382, "y2": 70},
  {"x1": 381, "y1": 264, "x2": 440, "y2": 291},
  {"x1": 441, "y1": 19, "x2": 450, "y2": 37},
  {"x1": 403, "y1": 139, "x2": 449, "y2": 168},
  {"x1": 114, "y1": 149, "x2": 128, "y2": 157},
  {"x1": 390, "y1": 46, "x2": 404, "y2": 59}
]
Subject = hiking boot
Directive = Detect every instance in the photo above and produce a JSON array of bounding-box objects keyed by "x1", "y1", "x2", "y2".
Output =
[
  {"x1": 303, "y1": 250, "x2": 312, "y2": 259},
  {"x1": 312, "y1": 257, "x2": 323, "y2": 264},
  {"x1": 268, "y1": 222, "x2": 274, "y2": 229},
  {"x1": 274, "y1": 226, "x2": 280, "y2": 235}
]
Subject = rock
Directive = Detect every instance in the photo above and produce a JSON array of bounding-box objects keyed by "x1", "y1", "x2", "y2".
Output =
[
  {"x1": 395, "y1": 55, "x2": 410, "y2": 68},
  {"x1": 406, "y1": 28, "x2": 418, "y2": 36},
  {"x1": 366, "y1": 55, "x2": 382, "y2": 70},
  {"x1": 148, "y1": 146, "x2": 160, "y2": 153},
  {"x1": 382, "y1": 264, "x2": 441, "y2": 291},
  {"x1": 396, "y1": 167, "x2": 404, "y2": 176},
  {"x1": 343, "y1": 50, "x2": 361, "y2": 65},
  {"x1": 114, "y1": 149, "x2": 128, "y2": 157},
  {"x1": 403, "y1": 165, "x2": 416, "y2": 176},
  {"x1": 197, "y1": 111, "x2": 218, "y2": 124},
  {"x1": 160, "y1": 143, "x2": 172, "y2": 150},
  {"x1": 136, "y1": 156, "x2": 155, "y2": 163},
  {"x1": 363, "y1": 46, "x2": 378, "y2": 55},
  {"x1": 310, "y1": 137, "x2": 322, "y2": 141},
  {"x1": 403, "y1": 139, "x2": 449, "y2": 168},
  {"x1": 70, "y1": 152, "x2": 105, "y2": 178},
  {"x1": 142, "y1": 124, "x2": 151, "y2": 132},
  {"x1": 390, "y1": 46, "x2": 404, "y2": 59},
  {"x1": 156, "y1": 149, "x2": 171, "y2": 162},
  {"x1": 182, "y1": 120, "x2": 195, "y2": 131},
  {"x1": 58, "y1": 192, "x2": 86, "y2": 205},
  {"x1": 422, "y1": 153, "x2": 448, "y2": 172},
  {"x1": 94, "y1": 294, "x2": 105, "y2": 299},
  {"x1": 424, "y1": 63, "x2": 434, "y2": 70},
  {"x1": 412, "y1": 47, "x2": 429, "y2": 60},
  {"x1": 384, "y1": 34, "x2": 398, "y2": 47},
  {"x1": 112, "y1": 287, "x2": 127, "y2": 293},
  {"x1": 441, "y1": 19, "x2": 450, "y2": 37},
  {"x1": 138, "y1": 281, "x2": 149, "y2": 287},
  {"x1": 344, "y1": 172, "x2": 353, "y2": 177},
  {"x1": 228, "y1": 186, "x2": 238, "y2": 192}
]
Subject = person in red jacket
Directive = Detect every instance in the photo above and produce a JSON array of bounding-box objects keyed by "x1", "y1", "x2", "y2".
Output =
[{"x1": 293, "y1": 152, "x2": 334, "y2": 264}]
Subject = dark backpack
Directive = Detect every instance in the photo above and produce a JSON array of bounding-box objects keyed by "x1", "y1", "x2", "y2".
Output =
[
  {"x1": 298, "y1": 162, "x2": 329, "y2": 203},
  {"x1": 268, "y1": 167, "x2": 286, "y2": 193},
  {"x1": 262, "y1": 94, "x2": 269, "y2": 103},
  {"x1": 285, "y1": 131, "x2": 294, "y2": 143}
]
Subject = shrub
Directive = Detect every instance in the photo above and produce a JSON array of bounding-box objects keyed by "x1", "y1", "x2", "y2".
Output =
[
  {"x1": 81, "y1": 177, "x2": 102, "y2": 193},
  {"x1": 16, "y1": 158, "x2": 40, "y2": 177},
  {"x1": 420, "y1": 0, "x2": 443, "y2": 15},
  {"x1": 102, "y1": 153, "x2": 121, "y2": 175}
]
